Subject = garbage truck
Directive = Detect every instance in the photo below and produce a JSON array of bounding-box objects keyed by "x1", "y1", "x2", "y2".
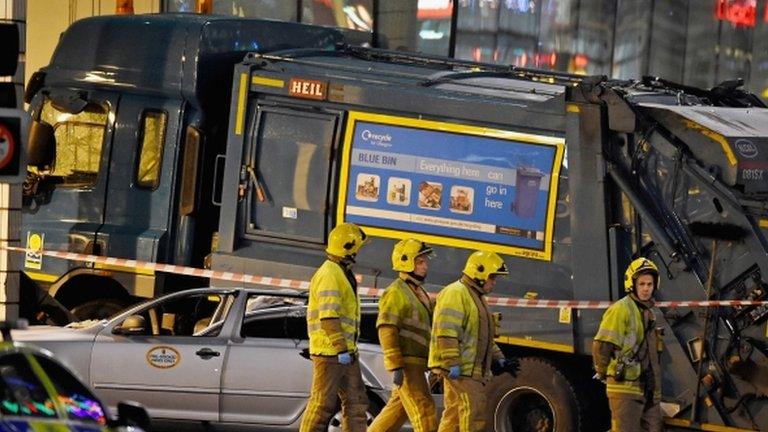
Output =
[{"x1": 21, "y1": 13, "x2": 768, "y2": 432}]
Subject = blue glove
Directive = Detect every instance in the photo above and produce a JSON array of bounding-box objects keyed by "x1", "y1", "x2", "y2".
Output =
[
  {"x1": 491, "y1": 358, "x2": 520, "y2": 377},
  {"x1": 338, "y1": 352, "x2": 353, "y2": 365},
  {"x1": 448, "y1": 365, "x2": 461, "y2": 379}
]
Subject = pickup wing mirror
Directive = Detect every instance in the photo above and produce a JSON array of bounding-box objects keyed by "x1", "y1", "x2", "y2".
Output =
[
  {"x1": 115, "y1": 400, "x2": 151, "y2": 431},
  {"x1": 113, "y1": 315, "x2": 147, "y2": 336},
  {"x1": 27, "y1": 120, "x2": 55, "y2": 168}
]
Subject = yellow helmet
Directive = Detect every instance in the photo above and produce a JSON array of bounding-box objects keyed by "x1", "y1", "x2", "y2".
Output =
[
  {"x1": 463, "y1": 250, "x2": 508, "y2": 283},
  {"x1": 326, "y1": 223, "x2": 369, "y2": 258},
  {"x1": 624, "y1": 257, "x2": 659, "y2": 293},
  {"x1": 391, "y1": 238, "x2": 433, "y2": 272}
]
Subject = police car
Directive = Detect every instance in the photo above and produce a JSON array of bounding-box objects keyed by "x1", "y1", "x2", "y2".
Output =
[{"x1": 0, "y1": 320, "x2": 149, "y2": 432}]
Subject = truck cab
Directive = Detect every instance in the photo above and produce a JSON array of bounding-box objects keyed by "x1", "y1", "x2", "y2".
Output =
[{"x1": 21, "y1": 14, "x2": 346, "y2": 320}]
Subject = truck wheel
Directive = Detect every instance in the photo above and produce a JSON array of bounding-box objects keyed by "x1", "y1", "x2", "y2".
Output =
[
  {"x1": 488, "y1": 357, "x2": 582, "y2": 432},
  {"x1": 70, "y1": 298, "x2": 129, "y2": 321}
]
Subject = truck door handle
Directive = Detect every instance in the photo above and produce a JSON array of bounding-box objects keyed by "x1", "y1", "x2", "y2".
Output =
[{"x1": 195, "y1": 348, "x2": 220, "y2": 359}]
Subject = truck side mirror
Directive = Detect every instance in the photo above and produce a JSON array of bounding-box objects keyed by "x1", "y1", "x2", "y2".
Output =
[
  {"x1": 115, "y1": 400, "x2": 151, "y2": 431},
  {"x1": 27, "y1": 120, "x2": 55, "y2": 168},
  {"x1": 24, "y1": 71, "x2": 46, "y2": 105}
]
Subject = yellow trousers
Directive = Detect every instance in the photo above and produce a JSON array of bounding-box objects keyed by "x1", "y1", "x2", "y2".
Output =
[
  {"x1": 300, "y1": 356, "x2": 368, "y2": 432},
  {"x1": 368, "y1": 364, "x2": 438, "y2": 432},
  {"x1": 438, "y1": 376, "x2": 486, "y2": 432},
  {"x1": 608, "y1": 396, "x2": 662, "y2": 432}
]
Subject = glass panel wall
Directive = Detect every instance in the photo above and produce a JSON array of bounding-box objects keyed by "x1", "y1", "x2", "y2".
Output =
[{"x1": 454, "y1": 0, "x2": 615, "y2": 75}]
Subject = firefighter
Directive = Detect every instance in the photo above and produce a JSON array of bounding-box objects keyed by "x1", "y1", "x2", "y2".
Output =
[
  {"x1": 593, "y1": 257, "x2": 663, "y2": 432},
  {"x1": 300, "y1": 222, "x2": 369, "y2": 432},
  {"x1": 429, "y1": 250, "x2": 518, "y2": 432},
  {"x1": 368, "y1": 238, "x2": 438, "y2": 432}
]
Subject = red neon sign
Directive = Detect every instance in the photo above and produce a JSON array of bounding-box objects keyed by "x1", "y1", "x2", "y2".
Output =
[{"x1": 715, "y1": 0, "x2": 757, "y2": 27}]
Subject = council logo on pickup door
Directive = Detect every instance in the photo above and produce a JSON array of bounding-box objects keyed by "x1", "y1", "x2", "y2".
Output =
[{"x1": 146, "y1": 346, "x2": 181, "y2": 369}]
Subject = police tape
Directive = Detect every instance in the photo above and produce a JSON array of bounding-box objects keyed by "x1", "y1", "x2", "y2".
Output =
[{"x1": 7, "y1": 245, "x2": 768, "y2": 309}]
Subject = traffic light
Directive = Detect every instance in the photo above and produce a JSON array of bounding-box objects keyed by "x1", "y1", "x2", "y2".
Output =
[
  {"x1": 0, "y1": 22, "x2": 26, "y2": 183},
  {"x1": 0, "y1": 108, "x2": 27, "y2": 182}
]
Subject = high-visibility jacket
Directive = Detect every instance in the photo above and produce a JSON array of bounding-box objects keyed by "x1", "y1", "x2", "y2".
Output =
[
  {"x1": 594, "y1": 295, "x2": 650, "y2": 398},
  {"x1": 307, "y1": 260, "x2": 360, "y2": 356},
  {"x1": 376, "y1": 277, "x2": 433, "y2": 370},
  {"x1": 428, "y1": 278, "x2": 502, "y2": 380}
]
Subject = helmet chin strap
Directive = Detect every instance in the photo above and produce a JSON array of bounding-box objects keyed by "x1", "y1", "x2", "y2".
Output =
[
  {"x1": 408, "y1": 272, "x2": 425, "y2": 282},
  {"x1": 328, "y1": 253, "x2": 356, "y2": 267}
]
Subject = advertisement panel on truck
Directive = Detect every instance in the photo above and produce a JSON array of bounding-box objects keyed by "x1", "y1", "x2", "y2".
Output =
[{"x1": 338, "y1": 112, "x2": 565, "y2": 261}]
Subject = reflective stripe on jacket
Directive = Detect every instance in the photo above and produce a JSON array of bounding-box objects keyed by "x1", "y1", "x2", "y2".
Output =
[
  {"x1": 377, "y1": 278, "x2": 433, "y2": 369},
  {"x1": 307, "y1": 260, "x2": 360, "y2": 355},
  {"x1": 428, "y1": 279, "x2": 500, "y2": 379},
  {"x1": 594, "y1": 295, "x2": 645, "y2": 397}
]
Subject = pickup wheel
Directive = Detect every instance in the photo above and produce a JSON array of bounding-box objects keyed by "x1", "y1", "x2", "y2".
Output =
[
  {"x1": 488, "y1": 357, "x2": 582, "y2": 432},
  {"x1": 327, "y1": 393, "x2": 382, "y2": 432},
  {"x1": 70, "y1": 298, "x2": 129, "y2": 321}
]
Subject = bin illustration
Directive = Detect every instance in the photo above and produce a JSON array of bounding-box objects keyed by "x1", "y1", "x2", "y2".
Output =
[{"x1": 513, "y1": 166, "x2": 544, "y2": 218}]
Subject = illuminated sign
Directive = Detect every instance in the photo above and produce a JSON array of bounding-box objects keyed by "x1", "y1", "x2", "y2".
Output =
[
  {"x1": 417, "y1": 0, "x2": 453, "y2": 20},
  {"x1": 288, "y1": 78, "x2": 327, "y2": 100},
  {"x1": 715, "y1": 0, "x2": 757, "y2": 27},
  {"x1": 338, "y1": 112, "x2": 564, "y2": 261}
]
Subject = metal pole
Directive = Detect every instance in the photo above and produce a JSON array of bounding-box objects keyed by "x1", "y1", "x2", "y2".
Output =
[
  {"x1": 0, "y1": 182, "x2": 21, "y2": 320},
  {"x1": 0, "y1": 0, "x2": 21, "y2": 321},
  {"x1": 448, "y1": 0, "x2": 458, "y2": 58}
]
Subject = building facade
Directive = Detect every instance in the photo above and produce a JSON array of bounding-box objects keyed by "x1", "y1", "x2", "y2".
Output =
[
  {"x1": 166, "y1": 0, "x2": 768, "y2": 99},
  {"x1": 11, "y1": 0, "x2": 768, "y2": 101}
]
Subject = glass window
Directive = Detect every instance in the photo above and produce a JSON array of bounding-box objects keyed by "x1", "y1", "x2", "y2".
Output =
[
  {"x1": 38, "y1": 99, "x2": 108, "y2": 187},
  {"x1": 302, "y1": 0, "x2": 373, "y2": 31},
  {"x1": 241, "y1": 294, "x2": 309, "y2": 338},
  {"x1": 376, "y1": 0, "x2": 453, "y2": 55},
  {"x1": 241, "y1": 314, "x2": 308, "y2": 339},
  {"x1": 0, "y1": 353, "x2": 57, "y2": 419},
  {"x1": 454, "y1": 0, "x2": 614, "y2": 75},
  {"x1": 166, "y1": 0, "x2": 298, "y2": 20},
  {"x1": 32, "y1": 355, "x2": 107, "y2": 425},
  {"x1": 119, "y1": 293, "x2": 235, "y2": 337},
  {"x1": 135, "y1": 111, "x2": 167, "y2": 190},
  {"x1": 246, "y1": 107, "x2": 337, "y2": 243}
]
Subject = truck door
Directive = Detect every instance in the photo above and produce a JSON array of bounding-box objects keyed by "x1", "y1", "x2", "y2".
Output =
[
  {"x1": 242, "y1": 104, "x2": 339, "y2": 245},
  {"x1": 22, "y1": 92, "x2": 118, "y2": 284},
  {"x1": 96, "y1": 96, "x2": 181, "y2": 274}
]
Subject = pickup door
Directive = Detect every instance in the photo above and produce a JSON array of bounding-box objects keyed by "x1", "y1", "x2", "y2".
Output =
[
  {"x1": 90, "y1": 291, "x2": 232, "y2": 421},
  {"x1": 219, "y1": 304, "x2": 313, "y2": 426}
]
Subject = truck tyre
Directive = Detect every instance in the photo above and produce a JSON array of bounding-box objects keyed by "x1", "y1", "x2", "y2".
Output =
[
  {"x1": 488, "y1": 357, "x2": 582, "y2": 432},
  {"x1": 70, "y1": 298, "x2": 129, "y2": 321}
]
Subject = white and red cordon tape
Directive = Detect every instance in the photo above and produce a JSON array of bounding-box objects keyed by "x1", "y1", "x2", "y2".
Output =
[{"x1": 7, "y1": 245, "x2": 768, "y2": 310}]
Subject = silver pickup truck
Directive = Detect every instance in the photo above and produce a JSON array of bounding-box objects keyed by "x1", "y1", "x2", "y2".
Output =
[{"x1": 12, "y1": 287, "x2": 418, "y2": 431}]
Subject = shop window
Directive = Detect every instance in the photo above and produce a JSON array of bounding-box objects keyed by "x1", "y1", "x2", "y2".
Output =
[
  {"x1": 39, "y1": 99, "x2": 107, "y2": 187},
  {"x1": 165, "y1": 0, "x2": 298, "y2": 20},
  {"x1": 135, "y1": 110, "x2": 167, "y2": 190}
]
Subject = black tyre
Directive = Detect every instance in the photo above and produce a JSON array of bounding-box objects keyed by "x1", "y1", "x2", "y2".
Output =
[
  {"x1": 487, "y1": 357, "x2": 582, "y2": 432},
  {"x1": 70, "y1": 298, "x2": 129, "y2": 321}
]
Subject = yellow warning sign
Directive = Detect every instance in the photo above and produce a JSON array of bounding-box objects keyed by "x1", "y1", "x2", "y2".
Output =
[
  {"x1": 558, "y1": 306, "x2": 572, "y2": 324},
  {"x1": 24, "y1": 232, "x2": 44, "y2": 270}
]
